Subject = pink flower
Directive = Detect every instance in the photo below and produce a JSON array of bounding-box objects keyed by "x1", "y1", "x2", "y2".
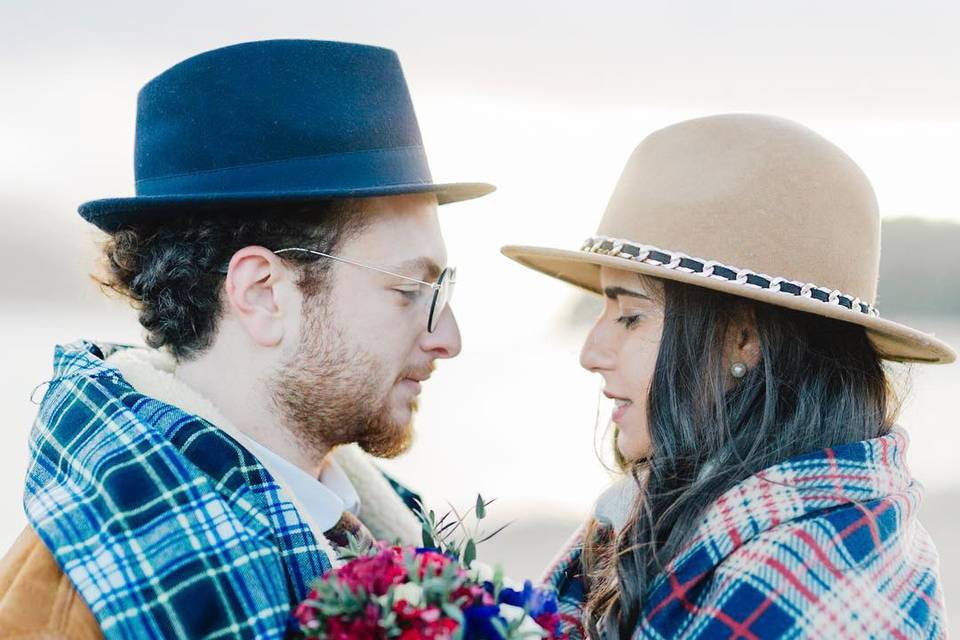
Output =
[{"x1": 414, "y1": 550, "x2": 453, "y2": 579}]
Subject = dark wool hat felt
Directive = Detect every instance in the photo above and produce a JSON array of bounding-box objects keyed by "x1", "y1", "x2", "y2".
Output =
[{"x1": 79, "y1": 39, "x2": 494, "y2": 230}]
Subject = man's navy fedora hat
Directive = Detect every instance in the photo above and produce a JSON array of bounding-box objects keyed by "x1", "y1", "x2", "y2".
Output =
[{"x1": 79, "y1": 39, "x2": 495, "y2": 231}]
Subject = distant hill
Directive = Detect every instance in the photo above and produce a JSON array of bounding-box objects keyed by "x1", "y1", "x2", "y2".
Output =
[
  {"x1": 1, "y1": 202, "x2": 957, "y2": 318},
  {"x1": 0, "y1": 199, "x2": 103, "y2": 308},
  {"x1": 563, "y1": 217, "x2": 960, "y2": 327},
  {"x1": 878, "y1": 218, "x2": 960, "y2": 316}
]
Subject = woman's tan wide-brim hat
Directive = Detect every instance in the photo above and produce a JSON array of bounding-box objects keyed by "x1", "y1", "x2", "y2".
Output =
[{"x1": 502, "y1": 114, "x2": 955, "y2": 364}]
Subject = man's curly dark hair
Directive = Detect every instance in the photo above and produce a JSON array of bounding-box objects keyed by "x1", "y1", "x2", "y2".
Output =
[{"x1": 95, "y1": 202, "x2": 366, "y2": 361}]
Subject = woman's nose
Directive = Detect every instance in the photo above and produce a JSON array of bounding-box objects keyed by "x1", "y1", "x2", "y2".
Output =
[{"x1": 580, "y1": 318, "x2": 616, "y2": 372}]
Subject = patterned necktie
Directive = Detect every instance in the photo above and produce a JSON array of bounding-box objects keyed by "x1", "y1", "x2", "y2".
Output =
[{"x1": 324, "y1": 509, "x2": 376, "y2": 550}]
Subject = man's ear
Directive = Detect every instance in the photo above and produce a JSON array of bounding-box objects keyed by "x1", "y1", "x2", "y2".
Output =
[
  {"x1": 223, "y1": 246, "x2": 291, "y2": 347},
  {"x1": 724, "y1": 304, "x2": 761, "y2": 372}
]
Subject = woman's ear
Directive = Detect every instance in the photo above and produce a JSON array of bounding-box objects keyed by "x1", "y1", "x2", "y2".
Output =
[{"x1": 724, "y1": 304, "x2": 761, "y2": 373}]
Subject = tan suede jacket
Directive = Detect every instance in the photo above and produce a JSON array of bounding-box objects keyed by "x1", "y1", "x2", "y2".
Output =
[{"x1": 0, "y1": 526, "x2": 101, "y2": 639}]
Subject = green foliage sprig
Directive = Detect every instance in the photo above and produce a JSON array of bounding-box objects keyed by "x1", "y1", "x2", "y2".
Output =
[{"x1": 415, "y1": 494, "x2": 512, "y2": 568}]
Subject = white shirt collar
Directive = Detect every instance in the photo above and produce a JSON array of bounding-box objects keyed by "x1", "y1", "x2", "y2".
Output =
[{"x1": 242, "y1": 436, "x2": 361, "y2": 533}]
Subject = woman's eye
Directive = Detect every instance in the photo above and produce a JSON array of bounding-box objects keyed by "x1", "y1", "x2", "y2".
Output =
[{"x1": 615, "y1": 314, "x2": 643, "y2": 329}]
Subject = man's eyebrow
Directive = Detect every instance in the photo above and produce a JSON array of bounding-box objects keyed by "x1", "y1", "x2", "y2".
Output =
[
  {"x1": 604, "y1": 286, "x2": 651, "y2": 300},
  {"x1": 389, "y1": 256, "x2": 443, "y2": 281}
]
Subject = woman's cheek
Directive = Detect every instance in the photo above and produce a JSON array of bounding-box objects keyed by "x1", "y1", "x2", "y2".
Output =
[{"x1": 617, "y1": 397, "x2": 652, "y2": 461}]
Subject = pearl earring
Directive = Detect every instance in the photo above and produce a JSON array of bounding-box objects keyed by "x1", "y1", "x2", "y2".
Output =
[{"x1": 730, "y1": 362, "x2": 747, "y2": 378}]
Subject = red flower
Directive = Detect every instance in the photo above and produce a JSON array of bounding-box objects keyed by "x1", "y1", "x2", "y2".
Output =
[
  {"x1": 393, "y1": 602, "x2": 459, "y2": 639},
  {"x1": 292, "y1": 588, "x2": 320, "y2": 628},
  {"x1": 333, "y1": 546, "x2": 407, "y2": 596},
  {"x1": 450, "y1": 582, "x2": 494, "y2": 607},
  {"x1": 535, "y1": 611, "x2": 561, "y2": 636},
  {"x1": 324, "y1": 604, "x2": 383, "y2": 639}
]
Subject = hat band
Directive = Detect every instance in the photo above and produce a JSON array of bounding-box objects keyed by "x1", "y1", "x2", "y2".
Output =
[
  {"x1": 134, "y1": 145, "x2": 433, "y2": 197},
  {"x1": 582, "y1": 235, "x2": 880, "y2": 317}
]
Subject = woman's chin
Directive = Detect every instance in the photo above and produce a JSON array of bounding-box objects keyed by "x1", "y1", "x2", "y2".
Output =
[{"x1": 617, "y1": 428, "x2": 651, "y2": 463}]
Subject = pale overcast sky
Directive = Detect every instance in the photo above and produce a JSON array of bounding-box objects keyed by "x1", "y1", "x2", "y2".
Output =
[
  {"x1": 1, "y1": 0, "x2": 958, "y2": 297},
  {"x1": 2, "y1": 0, "x2": 958, "y2": 113},
  {"x1": 2, "y1": 1, "x2": 958, "y2": 194}
]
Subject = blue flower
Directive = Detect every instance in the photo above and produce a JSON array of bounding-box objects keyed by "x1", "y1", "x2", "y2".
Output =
[
  {"x1": 498, "y1": 581, "x2": 559, "y2": 618},
  {"x1": 463, "y1": 604, "x2": 507, "y2": 639},
  {"x1": 413, "y1": 546, "x2": 460, "y2": 561},
  {"x1": 413, "y1": 546, "x2": 442, "y2": 554}
]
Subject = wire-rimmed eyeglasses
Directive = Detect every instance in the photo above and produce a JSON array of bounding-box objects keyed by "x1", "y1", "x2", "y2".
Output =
[{"x1": 273, "y1": 247, "x2": 456, "y2": 333}]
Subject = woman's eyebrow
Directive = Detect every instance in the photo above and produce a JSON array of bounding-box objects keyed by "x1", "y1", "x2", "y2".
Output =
[{"x1": 603, "y1": 285, "x2": 651, "y2": 301}]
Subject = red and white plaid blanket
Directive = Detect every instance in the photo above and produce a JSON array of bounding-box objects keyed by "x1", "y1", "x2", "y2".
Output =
[{"x1": 545, "y1": 428, "x2": 947, "y2": 638}]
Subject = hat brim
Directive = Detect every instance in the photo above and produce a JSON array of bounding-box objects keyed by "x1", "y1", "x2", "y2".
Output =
[
  {"x1": 501, "y1": 244, "x2": 956, "y2": 365},
  {"x1": 79, "y1": 182, "x2": 495, "y2": 232}
]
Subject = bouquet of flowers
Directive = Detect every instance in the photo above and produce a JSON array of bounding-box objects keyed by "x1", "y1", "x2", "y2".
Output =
[{"x1": 288, "y1": 496, "x2": 575, "y2": 639}]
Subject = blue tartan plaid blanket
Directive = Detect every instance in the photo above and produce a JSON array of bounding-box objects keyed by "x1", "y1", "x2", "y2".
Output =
[
  {"x1": 544, "y1": 429, "x2": 947, "y2": 639},
  {"x1": 23, "y1": 341, "x2": 333, "y2": 639}
]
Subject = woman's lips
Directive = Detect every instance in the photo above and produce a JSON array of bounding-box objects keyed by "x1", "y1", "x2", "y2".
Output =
[
  {"x1": 612, "y1": 398, "x2": 633, "y2": 422},
  {"x1": 604, "y1": 391, "x2": 632, "y2": 422}
]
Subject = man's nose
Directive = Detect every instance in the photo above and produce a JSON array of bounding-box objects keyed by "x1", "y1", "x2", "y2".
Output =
[{"x1": 420, "y1": 305, "x2": 462, "y2": 359}]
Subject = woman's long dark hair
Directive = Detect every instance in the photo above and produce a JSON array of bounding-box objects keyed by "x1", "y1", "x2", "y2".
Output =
[{"x1": 583, "y1": 277, "x2": 899, "y2": 639}]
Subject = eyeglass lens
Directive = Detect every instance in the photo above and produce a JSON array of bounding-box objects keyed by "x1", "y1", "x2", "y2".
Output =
[{"x1": 427, "y1": 267, "x2": 456, "y2": 332}]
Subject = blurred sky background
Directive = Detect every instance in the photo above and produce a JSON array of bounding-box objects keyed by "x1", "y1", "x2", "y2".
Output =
[{"x1": 2, "y1": 0, "x2": 959, "y2": 631}]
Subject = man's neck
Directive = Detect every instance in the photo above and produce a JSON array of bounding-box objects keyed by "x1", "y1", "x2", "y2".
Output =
[{"x1": 173, "y1": 337, "x2": 329, "y2": 477}]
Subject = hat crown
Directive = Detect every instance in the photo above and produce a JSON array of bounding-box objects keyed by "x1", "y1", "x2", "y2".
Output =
[
  {"x1": 77, "y1": 39, "x2": 494, "y2": 231},
  {"x1": 133, "y1": 39, "x2": 430, "y2": 187},
  {"x1": 597, "y1": 114, "x2": 881, "y2": 304}
]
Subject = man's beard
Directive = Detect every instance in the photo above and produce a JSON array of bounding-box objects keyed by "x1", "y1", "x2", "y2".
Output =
[{"x1": 268, "y1": 306, "x2": 416, "y2": 460}]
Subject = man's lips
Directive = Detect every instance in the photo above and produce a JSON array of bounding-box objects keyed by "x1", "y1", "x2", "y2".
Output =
[
  {"x1": 398, "y1": 366, "x2": 435, "y2": 394},
  {"x1": 400, "y1": 379, "x2": 422, "y2": 394}
]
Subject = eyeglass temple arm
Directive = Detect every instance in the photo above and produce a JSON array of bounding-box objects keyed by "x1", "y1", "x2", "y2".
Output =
[{"x1": 274, "y1": 247, "x2": 440, "y2": 289}]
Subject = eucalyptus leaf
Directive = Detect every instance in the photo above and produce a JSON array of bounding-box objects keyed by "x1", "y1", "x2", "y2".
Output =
[
  {"x1": 491, "y1": 617, "x2": 509, "y2": 637},
  {"x1": 478, "y1": 520, "x2": 513, "y2": 544},
  {"x1": 442, "y1": 603, "x2": 466, "y2": 625},
  {"x1": 463, "y1": 539, "x2": 477, "y2": 567}
]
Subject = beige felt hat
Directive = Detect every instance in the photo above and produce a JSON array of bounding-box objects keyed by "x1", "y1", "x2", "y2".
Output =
[{"x1": 502, "y1": 114, "x2": 955, "y2": 364}]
